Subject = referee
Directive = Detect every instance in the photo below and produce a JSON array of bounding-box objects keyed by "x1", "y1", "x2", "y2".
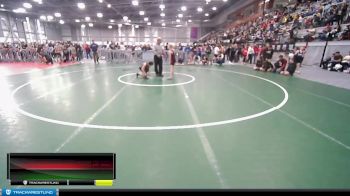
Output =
[{"x1": 154, "y1": 38, "x2": 164, "y2": 77}]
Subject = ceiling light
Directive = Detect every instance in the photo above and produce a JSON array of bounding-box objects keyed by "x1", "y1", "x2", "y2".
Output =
[
  {"x1": 39, "y1": 15, "x2": 47, "y2": 20},
  {"x1": 98, "y1": 0, "x2": 103, "y2": 3},
  {"x1": 75, "y1": 19, "x2": 81, "y2": 23},
  {"x1": 54, "y1": 13, "x2": 61, "y2": 17},
  {"x1": 176, "y1": 19, "x2": 180, "y2": 23},
  {"x1": 181, "y1": 6, "x2": 187, "y2": 11},
  {"x1": 0, "y1": 4, "x2": 4, "y2": 8},
  {"x1": 59, "y1": 19, "x2": 64, "y2": 24},
  {"x1": 97, "y1": 13, "x2": 103, "y2": 18},
  {"x1": 147, "y1": 22, "x2": 151, "y2": 26},
  {"x1": 88, "y1": 23, "x2": 93, "y2": 27},
  {"x1": 132, "y1": 0, "x2": 139, "y2": 6},
  {"x1": 81, "y1": 24, "x2": 86, "y2": 28},
  {"x1": 47, "y1": 15, "x2": 54, "y2": 20},
  {"x1": 118, "y1": 24, "x2": 122, "y2": 27},
  {"x1": 108, "y1": 25, "x2": 112, "y2": 29},
  {"x1": 123, "y1": 16, "x2": 128, "y2": 21},
  {"x1": 85, "y1": 16, "x2": 91, "y2": 21},
  {"x1": 144, "y1": 17, "x2": 149, "y2": 21},
  {"x1": 188, "y1": 19, "x2": 192, "y2": 22},
  {"x1": 23, "y1": 3, "x2": 32, "y2": 9},
  {"x1": 212, "y1": 7, "x2": 217, "y2": 11},
  {"x1": 159, "y1": 4, "x2": 165, "y2": 10},
  {"x1": 197, "y1": 7, "x2": 203, "y2": 12},
  {"x1": 107, "y1": 4, "x2": 111, "y2": 8},
  {"x1": 110, "y1": 19, "x2": 115, "y2": 22},
  {"x1": 135, "y1": 25, "x2": 139, "y2": 28},
  {"x1": 205, "y1": 13, "x2": 209, "y2": 17},
  {"x1": 33, "y1": 0, "x2": 42, "y2": 4},
  {"x1": 13, "y1": 8, "x2": 26, "y2": 13},
  {"x1": 139, "y1": 11, "x2": 145, "y2": 16},
  {"x1": 178, "y1": 14, "x2": 183, "y2": 18},
  {"x1": 77, "y1": 2, "x2": 85, "y2": 9},
  {"x1": 223, "y1": 0, "x2": 227, "y2": 2},
  {"x1": 160, "y1": 12, "x2": 165, "y2": 17},
  {"x1": 161, "y1": 23, "x2": 165, "y2": 26}
]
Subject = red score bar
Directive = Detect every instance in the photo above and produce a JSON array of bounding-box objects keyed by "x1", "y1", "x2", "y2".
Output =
[{"x1": 12, "y1": 160, "x2": 113, "y2": 170}]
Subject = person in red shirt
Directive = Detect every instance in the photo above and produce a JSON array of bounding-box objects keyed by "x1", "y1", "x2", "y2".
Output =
[
  {"x1": 242, "y1": 46, "x2": 248, "y2": 63},
  {"x1": 253, "y1": 44, "x2": 260, "y2": 64},
  {"x1": 273, "y1": 55, "x2": 288, "y2": 73},
  {"x1": 168, "y1": 45, "x2": 176, "y2": 80}
]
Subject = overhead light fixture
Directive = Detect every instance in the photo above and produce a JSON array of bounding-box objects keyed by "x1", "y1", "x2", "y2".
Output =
[
  {"x1": 97, "y1": 13, "x2": 103, "y2": 18},
  {"x1": 33, "y1": 0, "x2": 43, "y2": 4},
  {"x1": 0, "y1": 4, "x2": 4, "y2": 8},
  {"x1": 59, "y1": 19, "x2": 64, "y2": 24},
  {"x1": 178, "y1": 13, "x2": 183, "y2": 18},
  {"x1": 144, "y1": 17, "x2": 149, "y2": 21},
  {"x1": 176, "y1": 25, "x2": 182, "y2": 27},
  {"x1": 88, "y1": 23, "x2": 93, "y2": 27},
  {"x1": 139, "y1": 11, "x2": 145, "y2": 16},
  {"x1": 77, "y1": 3, "x2": 85, "y2": 9},
  {"x1": 98, "y1": 0, "x2": 103, "y2": 3},
  {"x1": 23, "y1": 3, "x2": 32, "y2": 9},
  {"x1": 123, "y1": 16, "x2": 128, "y2": 21},
  {"x1": 176, "y1": 19, "x2": 180, "y2": 23},
  {"x1": 160, "y1": 12, "x2": 165, "y2": 17},
  {"x1": 132, "y1": 0, "x2": 139, "y2": 6},
  {"x1": 161, "y1": 23, "x2": 166, "y2": 26},
  {"x1": 159, "y1": 4, "x2": 165, "y2": 10},
  {"x1": 223, "y1": 0, "x2": 227, "y2": 2},
  {"x1": 81, "y1": 24, "x2": 86, "y2": 28},
  {"x1": 147, "y1": 22, "x2": 151, "y2": 26},
  {"x1": 47, "y1": 15, "x2": 54, "y2": 20},
  {"x1": 118, "y1": 24, "x2": 122, "y2": 27},
  {"x1": 75, "y1": 19, "x2": 81, "y2": 23},
  {"x1": 108, "y1": 25, "x2": 112, "y2": 29},
  {"x1": 197, "y1": 7, "x2": 203, "y2": 12},
  {"x1": 110, "y1": 19, "x2": 115, "y2": 22},
  {"x1": 181, "y1": 6, "x2": 187, "y2": 11},
  {"x1": 54, "y1": 13, "x2": 61, "y2": 17},
  {"x1": 39, "y1": 15, "x2": 47, "y2": 20},
  {"x1": 85, "y1": 16, "x2": 91, "y2": 21},
  {"x1": 107, "y1": 4, "x2": 111, "y2": 8},
  {"x1": 13, "y1": 8, "x2": 26, "y2": 13},
  {"x1": 205, "y1": 13, "x2": 209, "y2": 17},
  {"x1": 188, "y1": 19, "x2": 192, "y2": 22},
  {"x1": 135, "y1": 25, "x2": 139, "y2": 28},
  {"x1": 212, "y1": 7, "x2": 217, "y2": 11}
]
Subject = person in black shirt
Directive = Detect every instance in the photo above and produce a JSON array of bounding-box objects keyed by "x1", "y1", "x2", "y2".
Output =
[
  {"x1": 90, "y1": 40, "x2": 99, "y2": 64},
  {"x1": 262, "y1": 44, "x2": 274, "y2": 65},
  {"x1": 40, "y1": 52, "x2": 53, "y2": 65}
]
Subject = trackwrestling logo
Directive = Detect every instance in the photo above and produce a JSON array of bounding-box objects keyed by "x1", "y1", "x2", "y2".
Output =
[{"x1": 2, "y1": 188, "x2": 56, "y2": 196}]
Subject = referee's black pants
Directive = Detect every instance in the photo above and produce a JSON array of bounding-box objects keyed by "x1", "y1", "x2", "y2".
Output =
[{"x1": 154, "y1": 55, "x2": 163, "y2": 76}]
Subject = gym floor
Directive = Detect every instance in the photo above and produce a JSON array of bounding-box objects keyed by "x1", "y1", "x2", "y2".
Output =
[{"x1": 1, "y1": 62, "x2": 350, "y2": 189}]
